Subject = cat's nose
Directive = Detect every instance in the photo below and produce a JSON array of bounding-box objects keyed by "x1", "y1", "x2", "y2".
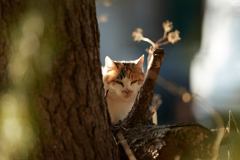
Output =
[{"x1": 124, "y1": 90, "x2": 130, "y2": 94}]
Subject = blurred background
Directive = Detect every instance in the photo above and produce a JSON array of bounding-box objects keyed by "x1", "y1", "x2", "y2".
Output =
[
  {"x1": 97, "y1": 0, "x2": 202, "y2": 125},
  {"x1": 97, "y1": 0, "x2": 240, "y2": 159}
]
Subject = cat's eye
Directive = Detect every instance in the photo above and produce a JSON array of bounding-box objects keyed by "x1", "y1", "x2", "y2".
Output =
[
  {"x1": 131, "y1": 80, "x2": 138, "y2": 85},
  {"x1": 115, "y1": 80, "x2": 124, "y2": 87}
]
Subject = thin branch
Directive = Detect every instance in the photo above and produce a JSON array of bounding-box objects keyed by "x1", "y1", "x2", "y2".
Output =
[
  {"x1": 142, "y1": 37, "x2": 156, "y2": 48},
  {"x1": 117, "y1": 132, "x2": 136, "y2": 160},
  {"x1": 152, "y1": 111, "x2": 158, "y2": 124},
  {"x1": 149, "y1": 94, "x2": 162, "y2": 124},
  {"x1": 155, "y1": 31, "x2": 167, "y2": 45},
  {"x1": 155, "y1": 36, "x2": 166, "y2": 45},
  {"x1": 229, "y1": 110, "x2": 240, "y2": 134},
  {"x1": 157, "y1": 40, "x2": 170, "y2": 47}
]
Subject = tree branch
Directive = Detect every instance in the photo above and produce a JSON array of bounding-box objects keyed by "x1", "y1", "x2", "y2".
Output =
[
  {"x1": 112, "y1": 48, "x2": 226, "y2": 160},
  {"x1": 121, "y1": 48, "x2": 165, "y2": 127},
  {"x1": 118, "y1": 123, "x2": 216, "y2": 160}
]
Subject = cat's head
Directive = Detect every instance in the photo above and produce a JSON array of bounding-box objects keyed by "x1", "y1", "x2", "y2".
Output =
[{"x1": 102, "y1": 55, "x2": 145, "y2": 100}]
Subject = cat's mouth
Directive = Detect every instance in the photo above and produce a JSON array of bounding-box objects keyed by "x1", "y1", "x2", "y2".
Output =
[
  {"x1": 121, "y1": 90, "x2": 133, "y2": 99},
  {"x1": 123, "y1": 93, "x2": 133, "y2": 99}
]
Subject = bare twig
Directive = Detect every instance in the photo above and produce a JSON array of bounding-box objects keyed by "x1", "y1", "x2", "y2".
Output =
[
  {"x1": 226, "y1": 110, "x2": 240, "y2": 160},
  {"x1": 142, "y1": 37, "x2": 156, "y2": 48},
  {"x1": 228, "y1": 110, "x2": 240, "y2": 134},
  {"x1": 132, "y1": 20, "x2": 180, "y2": 68},
  {"x1": 228, "y1": 150, "x2": 232, "y2": 160},
  {"x1": 117, "y1": 132, "x2": 136, "y2": 160},
  {"x1": 155, "y1": 34, "x2": 166, "y2": 45},
  {"x1": 149, "y1": 94, "x2": 162, "y2": 124}
]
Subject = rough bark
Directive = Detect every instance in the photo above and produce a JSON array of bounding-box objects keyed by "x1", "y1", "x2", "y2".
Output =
[
  {"x1": 118, "y1": 123, "x2": 215, "y2": 160},
  {"x1": 0, "y1": 0, "x2": 118, "y2": 159},
  {"x1": 35, "y1": 0, "x2": 118, "y2": 159}
]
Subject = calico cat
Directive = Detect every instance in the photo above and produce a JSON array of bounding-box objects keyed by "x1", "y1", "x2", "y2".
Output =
[{"x1": 102, "y1": 55, "x2": 145, "y2": 125}]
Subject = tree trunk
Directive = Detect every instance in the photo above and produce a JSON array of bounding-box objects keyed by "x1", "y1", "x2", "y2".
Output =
[
  {"x1": 0, "y1": 0, "x2": 22, "y2": 91},
  {"x1": 36, "y1": 0, "x2": 119, "y2": 159},
  {"x1": 0, "y1": 0, "x2": 118, "y2": 159}
]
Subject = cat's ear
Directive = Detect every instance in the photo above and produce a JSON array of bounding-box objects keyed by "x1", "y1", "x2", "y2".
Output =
[
  {"x1": 105, "y1": 56, "x2": 117, "y2": 70},
  {"x1": 134, "y1": 55, "x2": 144, "y2": 69}
]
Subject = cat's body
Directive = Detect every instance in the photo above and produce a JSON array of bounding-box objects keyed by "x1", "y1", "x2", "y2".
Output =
[{"x1": 102, "y1": 55, "x2": 144, "y2": 124}]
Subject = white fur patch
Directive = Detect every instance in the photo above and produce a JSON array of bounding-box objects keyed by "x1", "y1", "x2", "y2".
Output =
[{"x1": 104, "y1": 77, "x2": 142, "y2": 124}]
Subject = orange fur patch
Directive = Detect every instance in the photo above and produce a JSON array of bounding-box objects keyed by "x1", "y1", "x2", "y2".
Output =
[
  {"x1": 103, "y1": 62, "x2": 144, "y2": 85},
  {"x1": 103, "y1": 63, "x2": 124, "y2": 84}
]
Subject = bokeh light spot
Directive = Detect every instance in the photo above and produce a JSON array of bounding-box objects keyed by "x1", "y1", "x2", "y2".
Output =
[{"x1": 182, "y1": 92, "x2": 191, "y2": 103}]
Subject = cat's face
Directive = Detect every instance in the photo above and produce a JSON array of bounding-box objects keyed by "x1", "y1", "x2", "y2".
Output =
[{"x1": 102, "y1": 55, "x2": 145, "y2": 100}]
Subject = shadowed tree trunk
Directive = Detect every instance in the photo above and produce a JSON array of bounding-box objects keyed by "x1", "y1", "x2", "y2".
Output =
[
  {"x1": 0, "y1": 0, "x2": 118, "y2": 159},
  {"x1": 0, "y1": 0, "x2": 21, "y2": 91},
  {"x1": 0, "y1": 0, "x2": 225, "y2": 160},
  {"x1": 35, "y1": 0, "x2": 119, "y2": 159}
]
